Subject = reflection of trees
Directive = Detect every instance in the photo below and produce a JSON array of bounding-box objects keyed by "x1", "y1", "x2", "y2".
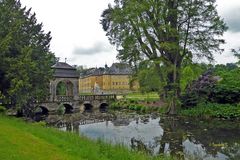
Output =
[
  {"x1": 52, "y1": 113, "x2": 240, "y2": 159},
  {"x1": 130, "y1": 137, "x2": 152, "y2": 154},
  {"x1": 159, "y1": 117, "x2": 184, "y2": 159},
  {"x1": 179, "y1": 119, "x2": 240, "y2": 157},
  {"x1": 65, "y1": 122, "x2": 80, "y2": 134},
  {"x1": 159, "y1": 117, "x2": 240, "y2": 159},
  {"x1": 222, "y1": 143, "x2": 240, "y2": 160}
]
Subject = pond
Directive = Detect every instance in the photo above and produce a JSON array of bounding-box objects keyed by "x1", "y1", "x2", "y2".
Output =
[{"x1": 50, "y1": 111, "x2": 240, "y2": 159}]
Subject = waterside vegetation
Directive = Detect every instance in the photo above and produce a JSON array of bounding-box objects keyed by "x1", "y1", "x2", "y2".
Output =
[{"x1": 180, "y1": 103, "x2": 240, "y2": 119}]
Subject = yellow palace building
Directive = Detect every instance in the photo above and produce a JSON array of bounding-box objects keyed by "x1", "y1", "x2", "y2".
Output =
[{"x1": 79, "y1": 63, "x2": 139, "y2": 94}]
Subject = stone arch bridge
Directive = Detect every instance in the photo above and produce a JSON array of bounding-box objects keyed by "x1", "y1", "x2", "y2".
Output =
[{"x1": 35, "y1": 94, "x2": 116, "y2": 114}]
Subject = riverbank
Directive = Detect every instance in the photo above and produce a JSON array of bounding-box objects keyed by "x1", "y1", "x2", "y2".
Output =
[
  {"x1": 0, "y1": 115, "x2": 172, "y2": 160},
  {"x1": 180, "y1": 103, "x2": 240, "y2": 120}
]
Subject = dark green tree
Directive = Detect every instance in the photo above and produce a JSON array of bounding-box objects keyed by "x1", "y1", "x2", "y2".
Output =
[
  {"x1": 101, "y1": 0, "x2": 227, "y2": 114},
  {"x1": 0, "y1": 0, "x2": 55, "y2": 116}
]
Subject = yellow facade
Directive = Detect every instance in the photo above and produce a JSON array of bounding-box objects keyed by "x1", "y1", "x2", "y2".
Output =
[{"x1": 79, "y1": 74, "x2": 139, "y2": 94}]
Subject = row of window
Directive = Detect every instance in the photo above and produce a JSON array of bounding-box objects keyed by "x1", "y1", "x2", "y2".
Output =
[{"x1": 112, "y1": 82, "x2": 129, "y2": 85}]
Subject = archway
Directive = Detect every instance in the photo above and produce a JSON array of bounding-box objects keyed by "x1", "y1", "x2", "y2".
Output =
[
  {"x1": 34, "y1": 106, "x2": 49, "y2": 121},
  {"x1": 39, "y1": 106, "x2": 49, "y2": 115},
  {"x1": 56, "y1": 81, "x2": 67, "y2": 95},
  {"x1": 35, "y1": 106, "x2": 49, "y2": 115},
  {"x1": 63, "y1": 104, "x2": 73, "y2": 114},
  {"x1": 56, "y1": 81, "x2": 74, "y2": 96},
  {"x1": 99, "y1": 103, "x2": 108, "y2": 112},
  {"x1": 83, "y1": 103, "x2": 93, "y2": 112}
]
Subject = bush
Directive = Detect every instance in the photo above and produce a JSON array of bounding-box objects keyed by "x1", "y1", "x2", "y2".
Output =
[
  {"x1": 57, "y1": 104, "x2": 65, "y2": 115},
  {"x1": 210, "y1": 86, "x2": 240, "y2": 104},
  {"x1": 0, "y1": 105, "x2": 6, "y2": 113},
  {"x1": 180, "y1": 103, "x2": 240, "y2": 119},
  {"x1": 141, "y1": 106, "x2": 147, "y2": 113}
]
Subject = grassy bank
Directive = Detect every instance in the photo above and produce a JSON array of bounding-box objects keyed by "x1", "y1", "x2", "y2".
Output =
[
  {"x1": 180, "y1": 103, "x2": 240, "y2": 119},
  {"x1": 0, "y1": 115, "x2": 171, "y2": 160}
]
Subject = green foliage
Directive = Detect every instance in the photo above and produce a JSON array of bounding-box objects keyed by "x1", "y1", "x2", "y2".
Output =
[
  {"x1": 158, "y1": 106, "x2": 168, "y2": 115},
  {"x1": 56, "y1": 81, "x2": 67, "y2": 95},
  {"x1": 211, "y1": 65, "x2": 240, "y2": 104},
  {"x1": 110, "y1": 98, "x2": 162, "y2": 114},
  {"x1": 0, "y1": 105, "x2": 6, "y2": 113},
  {"x1": 214, "y1": 65, "x2": 240, "y2": 89},
  {"x1": 232, "y1": 48, "x2": 240, "y2": 65},
  {"x1": 181, "y1": 64, "x2": 240, "y2": 108},
  {"x1": 57, "y1": 103, "x2": 65, "y2": 115},
  {"x1": 0, "y1": 116, "x2": 171, "y2": 160},
  {"x1": 180, "y1": 103, "x2": 240, "y2": 119},
  {"x1": 137, "y1": 61, "x2": 166, "y2": 94},
  {"x1": 0, "y1": 0, "x2": 56, "y2": 112},
  {"x1": 180, "y1": 63, "x2": 207, "y2": 92},
  {"x1": 128, "y1": 104, "x2": 145, "y2": 111}
]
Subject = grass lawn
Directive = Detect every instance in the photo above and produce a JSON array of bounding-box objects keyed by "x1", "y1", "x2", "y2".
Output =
[
  {"x1": 0, "y1": 115, "x2": 171, "y2": 160},
  {"x1": 125, "y1": 92, "x2": 159, "y2": 101}
]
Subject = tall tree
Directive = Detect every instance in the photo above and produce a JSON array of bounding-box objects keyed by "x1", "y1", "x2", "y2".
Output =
[
  {"x1": 101, "y1": 0, "x2": 227, "y2": 114},
  {"x1": 232, "y1": 48, "x2": 240, "y2": 65},
  {"x1": 0, "y1": 0, "x2": 55, "y2": 116}
]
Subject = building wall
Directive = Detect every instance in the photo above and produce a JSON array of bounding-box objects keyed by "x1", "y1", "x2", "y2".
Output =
[
  {"x1": 79, "y1": 76, "x2": 94, "y2": 93},
  {"x1": 109, "y1": 75, "x2": 130, "y2": 91},
  {"x1": 102, "y1": 75, "x2": 111, "y2": 90},
  {"x1": 79, "y1": 74, "x2": 139, "y2": 93}
]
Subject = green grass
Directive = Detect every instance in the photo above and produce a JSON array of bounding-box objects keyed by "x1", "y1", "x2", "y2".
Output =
[
  {"x1": 0, "y1": 115, "x2": 172, "y2": 160},
  {"x1": 125, "y1": 92, "x2": 159, "y2": 101}
]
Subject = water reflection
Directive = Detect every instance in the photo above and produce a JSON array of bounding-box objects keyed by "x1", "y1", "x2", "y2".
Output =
[{"x1": 56, "y1": 112, "x2": 240, "y2": 159}]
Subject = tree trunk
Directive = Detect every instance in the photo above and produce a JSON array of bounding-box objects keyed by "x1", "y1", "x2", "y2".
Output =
[{"x1": 166, "y1": 59, "x2": 181, "y2": 115}]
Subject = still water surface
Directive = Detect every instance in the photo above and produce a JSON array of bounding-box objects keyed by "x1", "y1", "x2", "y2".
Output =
[{"x1": 56, "y1": 112, "x2": 240, "y2": 159}]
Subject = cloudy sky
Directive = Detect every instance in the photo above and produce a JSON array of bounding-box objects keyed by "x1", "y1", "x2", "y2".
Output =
[{"x1": 20, "y1": 0, "x2": 240, "y2": 67}]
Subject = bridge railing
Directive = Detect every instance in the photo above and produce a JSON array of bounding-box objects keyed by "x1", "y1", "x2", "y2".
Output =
[
  {"x1": 56, "y1": 96, "x2": 74, "y2": 102},
  {"x1": 79, "y1": 94, "x2": 116, "y2": 101},
  {"x1": 35, "y1": 94, "x2": 116, "y2": 103}
]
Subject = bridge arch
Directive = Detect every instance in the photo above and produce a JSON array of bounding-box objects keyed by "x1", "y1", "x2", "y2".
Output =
[
  {"x1": 63, "y1": 103, "x2": 73, "y2": 114},
  {"x1": 83, "y1": 103, "x2": 94, "y2": 112},
  {"x1": 33, "y1": 106, "x2": 49, "y2": 121},
  {"x1": 99, "y1": 103, "x2": 108, "y2": 112},
  {"x1": 35, "y1": 106, "x2": 49, "y2": 115}
]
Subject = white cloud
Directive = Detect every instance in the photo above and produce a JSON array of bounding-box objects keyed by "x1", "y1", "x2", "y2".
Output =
[
  {"x1": 20, "y1": 0, "x2": 117, "y2": 67},
  {"x1": 20, "y1": 0, "x2": 240, "y2": 66}
]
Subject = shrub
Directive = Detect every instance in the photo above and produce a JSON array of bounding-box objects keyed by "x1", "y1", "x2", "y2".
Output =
[
  {"x1": 0, "y1": 105, "x2": 6, "y2": 113},
  {"x1": 141, "y1": 106, "x2": 147, "y2": 113},
  {"x1": 180, "y1": 103, "x2": 240, "y2": 119}
]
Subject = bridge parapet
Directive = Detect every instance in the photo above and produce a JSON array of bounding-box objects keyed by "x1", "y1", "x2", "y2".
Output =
[{"x1": 56, "y1": 96, "x2": 74, "y2": 102}]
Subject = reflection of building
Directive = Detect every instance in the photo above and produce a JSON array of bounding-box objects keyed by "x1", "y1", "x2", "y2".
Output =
[
  {"x1": 112, "y1": 118, "x2": 130, "y2": 126},
  {"x1": 79, "y1": 63, "x2": 139, "y2": 94}
]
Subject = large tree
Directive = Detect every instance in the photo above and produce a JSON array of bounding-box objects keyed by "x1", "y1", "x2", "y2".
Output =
[
  {"x1": 0, "y1": 0, "x2": 55, "y2": 116},
  {"x1": 101, "y1": 0, "x2": 227, "y2": 114}
]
